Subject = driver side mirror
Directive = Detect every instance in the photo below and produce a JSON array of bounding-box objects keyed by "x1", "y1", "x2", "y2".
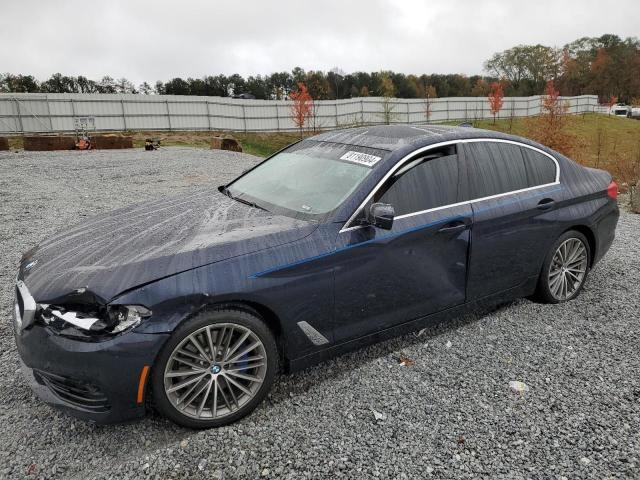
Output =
[{"x1": 365, "y1": 202, "x2": 395, "y2": 230}]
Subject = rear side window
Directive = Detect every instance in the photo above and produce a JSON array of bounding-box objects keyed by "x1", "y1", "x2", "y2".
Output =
[
  {"x1": 521, "y1": 147, "x2": 557, "y2": 186},
  {"x1": 460, "y1": 142, "x2": 528, "y2": 200},
  {"x1": 374, "y1": 145, "x2": 458, "y2": 216}
]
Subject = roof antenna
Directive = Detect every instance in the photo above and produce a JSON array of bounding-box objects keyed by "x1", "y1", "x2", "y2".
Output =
[{"x1": 458, "y1": 122, "x2": 473, "y2": 128}]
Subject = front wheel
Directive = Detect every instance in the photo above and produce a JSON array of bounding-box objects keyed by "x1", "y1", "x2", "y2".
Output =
[
  {"x1": 151, "y1": 308, "x2": 278, "y2": 429},
  {"x1": 533, "y1": 230, "x2": 591, "y2": 304}
]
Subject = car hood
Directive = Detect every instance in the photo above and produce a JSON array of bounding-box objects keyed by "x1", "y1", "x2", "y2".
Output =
[{"x1": 20, "y1": 189, "x2": 316, "y2": 302}]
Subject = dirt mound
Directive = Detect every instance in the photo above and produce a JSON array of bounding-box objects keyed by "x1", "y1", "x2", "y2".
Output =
[
  {"x1": 91, "y1": 135, "x2": 133, "y2": 149},
  {"x1": 24, "y1": 136, "x2": 76, "y2": 151},
  {"x1": 211, "y1": 136, "x2": 242, "y2": 152}
]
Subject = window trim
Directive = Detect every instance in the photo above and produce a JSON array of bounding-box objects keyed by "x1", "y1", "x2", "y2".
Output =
[{"x1": 340, "y1": 138, "x2": 560, "y2": 233}]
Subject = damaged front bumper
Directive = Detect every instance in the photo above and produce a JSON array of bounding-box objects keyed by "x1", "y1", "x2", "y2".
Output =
[
  {"x1": 13, "y1": 281, "x2": 169, "y2": 424},
  {"x1": 16, "y1": 322, "x2": 169, "y2": 423}
]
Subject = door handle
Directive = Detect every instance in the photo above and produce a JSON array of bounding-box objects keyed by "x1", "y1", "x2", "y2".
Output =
[
  {"x1": 437, "y1": 220, "x2": 468, "y2": 234},
  {"x1": 537, "y1": 198, "x2": 555, "y2": 211}
]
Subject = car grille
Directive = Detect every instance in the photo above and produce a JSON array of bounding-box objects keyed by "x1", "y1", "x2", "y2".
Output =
[{"x1": 34, "y1": 370, "x2": 111, "y2": 413}]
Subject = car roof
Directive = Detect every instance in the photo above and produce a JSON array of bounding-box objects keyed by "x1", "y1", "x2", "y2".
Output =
[{"x1": 310, "y1": 124, "x2": 539, "y2": 152}]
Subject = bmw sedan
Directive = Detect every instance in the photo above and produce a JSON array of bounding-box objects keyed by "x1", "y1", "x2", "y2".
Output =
[{"x1": 13, "y1": 125, "x2": 619, "y2": 428}]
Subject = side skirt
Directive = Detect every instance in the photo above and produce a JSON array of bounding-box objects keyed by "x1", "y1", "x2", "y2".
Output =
[{"x1": 286, "y1": 276, "x2": 537, "y2": 373}]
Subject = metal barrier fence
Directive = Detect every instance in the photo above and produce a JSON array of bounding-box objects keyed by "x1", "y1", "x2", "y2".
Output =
[{"x1": 0, "y1": 93, "x2": 600, "y2": 134}]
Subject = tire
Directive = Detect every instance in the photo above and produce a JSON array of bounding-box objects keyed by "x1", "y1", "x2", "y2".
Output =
[
  {"x1": 151, "y1": 308, "x2": 278, "y2": 429},
  {"x1": 533, "y1": 230, "x2": 591, "y2": 304}
]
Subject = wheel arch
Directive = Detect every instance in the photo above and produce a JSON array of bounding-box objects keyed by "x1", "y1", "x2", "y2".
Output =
[
  {"x1": 191, "y1": 299, "x2": 287, "y2": 364},
  {"x1": 563, "y1": 224, "x2": 597, "y2": 267}
]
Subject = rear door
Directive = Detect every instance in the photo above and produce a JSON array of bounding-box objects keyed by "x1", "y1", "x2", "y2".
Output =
[
  {"x1": 459, "y1": 140, "x2": 560, "y2": 299},
  {"x1": 332, "y1": 145, "x2": 472, "y2": 343}
]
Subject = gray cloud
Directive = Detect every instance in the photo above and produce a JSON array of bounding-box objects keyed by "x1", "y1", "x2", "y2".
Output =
[{"x1": 1, "y1": 0, "x2": 638, "y2": 85}]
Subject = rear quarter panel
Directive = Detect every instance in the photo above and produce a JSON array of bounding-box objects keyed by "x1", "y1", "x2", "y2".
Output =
[{"x1": 551, "y1": 154, "x2": 618, "y2": 265}]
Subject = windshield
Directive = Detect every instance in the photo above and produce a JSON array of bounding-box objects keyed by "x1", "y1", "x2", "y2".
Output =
[{"x1": 226, "y1": 140, "x2": 389, "y2": 221}]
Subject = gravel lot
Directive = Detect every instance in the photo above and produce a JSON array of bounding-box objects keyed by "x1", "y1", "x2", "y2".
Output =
[{"x1": 0, "y1": 147, "x2": 638, "y2": 479}]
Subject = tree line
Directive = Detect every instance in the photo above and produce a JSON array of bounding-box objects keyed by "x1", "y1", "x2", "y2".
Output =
[{"x1": 1, "y1": 34, "x2": 638, "y2": 103}]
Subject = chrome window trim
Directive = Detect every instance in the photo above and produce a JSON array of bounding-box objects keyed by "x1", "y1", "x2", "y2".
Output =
[{"x1": 339, "y1": 138, "x2": 560, "y2": 233}]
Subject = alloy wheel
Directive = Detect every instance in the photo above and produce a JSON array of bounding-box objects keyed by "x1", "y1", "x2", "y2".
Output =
[
  {"x1": 548, "y1": 238, "x2": 588, "y2": 301},
  {"x1": 163, "y1": 323, "x2": 267, "y2": 420}
]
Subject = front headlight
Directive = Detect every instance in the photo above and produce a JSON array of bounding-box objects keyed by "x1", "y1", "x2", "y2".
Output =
[{"x1": 39, "y1": 304, "x2": 151, "y2": 338}]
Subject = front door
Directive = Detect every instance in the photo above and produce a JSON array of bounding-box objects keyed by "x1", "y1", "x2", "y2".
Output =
[{"x1": 332, "y1": 144, "x2": 471, "y2": 343}]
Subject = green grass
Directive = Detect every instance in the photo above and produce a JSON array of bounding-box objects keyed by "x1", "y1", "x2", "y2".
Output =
[
  {"x1": 6, "y1": 136, "x2": 24, "y2": 150},
  {"x1": 233, "y1": 132, "x2": 303, "y2": 157},
  {"x1": 129, "y1": 131, "x2": 302, "y2": 158}
]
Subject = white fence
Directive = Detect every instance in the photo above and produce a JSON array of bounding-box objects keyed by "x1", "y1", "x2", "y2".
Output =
[{"x1": 0, "y1": 93, "x2": 600, "y2": 135}]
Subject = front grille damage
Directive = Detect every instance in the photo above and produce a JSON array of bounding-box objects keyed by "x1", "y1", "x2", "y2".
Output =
[{"x1": 33, "y1": 370, "x2": 111, "y2": 413}]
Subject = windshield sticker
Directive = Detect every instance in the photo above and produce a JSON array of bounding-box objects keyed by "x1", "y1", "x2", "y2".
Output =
[{"x1": 340, "y1": 151, "x2": 382, "y2": 168}]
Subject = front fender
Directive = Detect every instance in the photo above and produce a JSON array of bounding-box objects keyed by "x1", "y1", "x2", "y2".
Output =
[{"x1": 115, "y1": 226, "x2": 338, "y2": 360}]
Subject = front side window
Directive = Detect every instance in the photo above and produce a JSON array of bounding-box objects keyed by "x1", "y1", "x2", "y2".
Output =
[
  {"x1": 226, "y1": 140, "x2": 389, "y2": 221},
  {"x1": 373, "y1": 145, "x2": 459, "y2": 217}
]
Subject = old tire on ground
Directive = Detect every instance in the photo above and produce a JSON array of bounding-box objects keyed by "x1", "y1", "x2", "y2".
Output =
[
  {"x1": 151, "y1": 308, "x2": 278, "y2": 429},
  {"x1": 533, "y1": 230, "x2": 591, "y2": 304}
]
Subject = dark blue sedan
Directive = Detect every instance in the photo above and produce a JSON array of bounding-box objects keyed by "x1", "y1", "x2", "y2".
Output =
[{"x1": 13, "y1": 125, "x2": 619, "y2": 428}]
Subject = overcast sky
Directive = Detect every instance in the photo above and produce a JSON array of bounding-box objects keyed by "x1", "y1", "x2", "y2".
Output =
[{"x1": 1, "y1": 0, "x2": 638, "y2": 85}]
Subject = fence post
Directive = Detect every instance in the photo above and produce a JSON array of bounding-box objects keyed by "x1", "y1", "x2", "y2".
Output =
[
  {"x1": 120, "y1": 99, "x2": 127, "y2": 131},
  {"x1": 275, "y1": 103, "x2": 280, "y2": 132},
  {"x1": 206, "y1": 101, "x2": 212, "y2": 131},
  {"x1": 45, "y1": 95, "x2": 53, "y2": 131},
  {"x1": 242, "y1": 104, "x2": 247, "y2": 133},
  {"x1": 14, "y1": 98, "x2": 24, "y2": 134},
  {"x1": 15, "y1": 99, "x2": 23, "y2": 132},
  {"x1": 165, "y1": 100, "x2": 172, "y2": 131},
  {"x1": 446, "y1": 99, "x2": 449, "y2": 122},
  {"x1": 70, "y1": 98, "x2": 76, "y2": 133}
]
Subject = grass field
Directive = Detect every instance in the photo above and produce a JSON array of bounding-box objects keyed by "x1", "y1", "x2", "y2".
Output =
[{"x1": 129, "y1": 131, "x2": 302, "y2": 158}]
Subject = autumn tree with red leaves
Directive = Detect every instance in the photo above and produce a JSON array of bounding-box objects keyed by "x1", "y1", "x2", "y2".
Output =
[
  {"x1": 487, "y1": 82, "x2": 504, "y2": 124},
  {"x1": 290, "y1": 82, "x2": 313, "y2": 137},
  {"x1": 526, "y1": 80, "x2": 574, "y2": 156}
]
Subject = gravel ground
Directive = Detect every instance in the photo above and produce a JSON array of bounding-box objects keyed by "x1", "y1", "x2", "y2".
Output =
[{"x1": 0, "y1": 147, "x2": 638, "y2": 480}]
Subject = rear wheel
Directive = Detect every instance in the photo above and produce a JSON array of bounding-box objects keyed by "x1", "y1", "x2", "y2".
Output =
[
  {"x1": 533, "y1": 230, "x2": 590, "y2": 304},
  {"x1": 152, "y1": 308, "x2": 278, "y2": 428}
]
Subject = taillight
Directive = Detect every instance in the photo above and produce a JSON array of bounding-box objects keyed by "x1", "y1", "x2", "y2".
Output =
[{"x1": 607, "y1": 180, "x2": 618, "y2": 200}]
